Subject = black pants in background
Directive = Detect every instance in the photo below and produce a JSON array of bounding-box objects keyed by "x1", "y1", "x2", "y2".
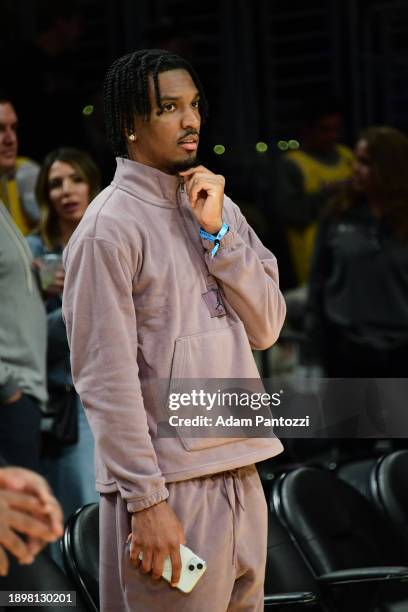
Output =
[
  {"x1": 0, "y1": 394, "x2": 41, "y2": 471},
  {"x1": 323, "y1": 330, "x2": 408, "y2": 455},
  {"x1": 325, "y1": 331, "x2": 408, "y2": 378}
]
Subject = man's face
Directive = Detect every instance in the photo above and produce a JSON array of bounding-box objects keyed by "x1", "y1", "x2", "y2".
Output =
[
  {"x1": 0, "y1": 103, "x2": 18, "y2": 175},
  {"x1": 128, "y1": 69, "x2": 201, "y2": 174},
  {"x1": 305, "y1": 113, "x2": 342, "y2": 154}
]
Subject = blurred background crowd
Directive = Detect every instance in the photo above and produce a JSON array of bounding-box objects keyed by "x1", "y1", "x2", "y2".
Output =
[{"x1": 1, "y1": 0, "x2": 408, "y2": 582}]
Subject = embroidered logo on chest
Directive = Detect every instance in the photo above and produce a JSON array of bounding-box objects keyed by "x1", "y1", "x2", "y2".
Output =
[{"x1": 202, "y1": 288, "x2": 226, "y2": 317}]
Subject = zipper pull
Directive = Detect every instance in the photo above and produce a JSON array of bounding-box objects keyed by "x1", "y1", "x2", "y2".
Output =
[{"x1": 179, "y1": 177, "x2": 185, "y2": 193}]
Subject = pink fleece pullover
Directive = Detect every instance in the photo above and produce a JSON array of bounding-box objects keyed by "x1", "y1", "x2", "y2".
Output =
[{"x1": 62, "y1": 157, "x2": 286, "y2": 512}]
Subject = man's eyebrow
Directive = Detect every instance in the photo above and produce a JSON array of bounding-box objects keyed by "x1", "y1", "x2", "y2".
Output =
[{"x1": 160, "y1": 93, "x2": 200, "y2": 102}]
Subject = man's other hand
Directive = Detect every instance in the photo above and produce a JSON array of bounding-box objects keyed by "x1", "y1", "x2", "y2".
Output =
[{"x1": 129, "y1": 501, "x2": 186, "y2": 587}]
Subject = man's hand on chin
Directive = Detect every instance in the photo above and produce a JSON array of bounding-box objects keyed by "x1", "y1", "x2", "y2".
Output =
[{"x1": 179, "y1": 166, "x2": 225, "y2": 234}]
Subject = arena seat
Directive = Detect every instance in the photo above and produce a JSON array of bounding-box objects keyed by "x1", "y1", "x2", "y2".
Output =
[{"x1": 270, "y1": 466, "x2": 408, "y2": 612}]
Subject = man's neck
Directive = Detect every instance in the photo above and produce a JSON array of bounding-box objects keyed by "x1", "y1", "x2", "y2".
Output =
[{"x1": 127, "y1": 150, "x2": 171, "y2": 175}]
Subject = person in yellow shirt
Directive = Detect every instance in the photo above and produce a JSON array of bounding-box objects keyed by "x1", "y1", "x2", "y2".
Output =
[
  {"x1": 0, "y1": 93, "x2": 40, "y2": 235},
  {"x1": 275, "y1": 98, "x2": 353, "y2": 286}
]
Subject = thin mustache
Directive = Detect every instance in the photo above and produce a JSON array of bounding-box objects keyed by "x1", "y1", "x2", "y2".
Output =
[{"x1": 178, "y1": 130, "x2": 199, "y2": 141}]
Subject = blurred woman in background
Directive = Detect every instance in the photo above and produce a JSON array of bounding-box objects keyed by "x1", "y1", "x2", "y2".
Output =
[
  {"x1": 307, "y1": 126, "x2": 408, "y2": 377},
  {"x1": 27, "y1": 147, "x2": 101, "y2": 521},
  {"x1": 305, "y1": 126, "x2": 408, "y2": 450}
]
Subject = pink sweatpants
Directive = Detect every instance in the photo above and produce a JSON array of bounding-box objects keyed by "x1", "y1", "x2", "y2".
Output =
[{"x1": 99, "y1": 464, "x2": 268, "y2": 611}]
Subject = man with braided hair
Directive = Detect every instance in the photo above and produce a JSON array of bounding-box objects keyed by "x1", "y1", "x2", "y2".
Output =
[{"x1": 63, "y1": 49, "x2": 286, "y2": 611}]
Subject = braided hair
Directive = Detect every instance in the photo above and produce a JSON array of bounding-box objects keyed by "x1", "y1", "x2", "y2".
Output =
[{"x1": 104, "y1": 49, "x2": 208, "y2": 157}]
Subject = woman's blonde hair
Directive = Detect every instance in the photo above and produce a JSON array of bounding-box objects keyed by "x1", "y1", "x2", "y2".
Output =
[{"x1": 35, "y1": 147, "x2": 101, "y2": 249}]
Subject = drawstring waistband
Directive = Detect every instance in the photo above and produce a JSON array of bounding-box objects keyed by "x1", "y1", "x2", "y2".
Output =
[{"x1": 223, "y1": 469, "x2": 245, "y2": 513}]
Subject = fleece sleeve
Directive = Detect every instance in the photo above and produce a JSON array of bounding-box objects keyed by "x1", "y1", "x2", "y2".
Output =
[
  {"x1": 62, "y1": 237, "x2": 168, "y2": 512},
  {"x1": 201, "y1": 201, "x2": 287, "y2": 350}
]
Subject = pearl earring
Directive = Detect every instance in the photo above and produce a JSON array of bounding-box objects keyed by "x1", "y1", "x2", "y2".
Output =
[{"x1": 128, "y1": 133, "x2": 136, "y2": 141}]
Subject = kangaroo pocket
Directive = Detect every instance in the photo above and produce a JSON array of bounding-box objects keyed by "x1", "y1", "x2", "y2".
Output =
[{"x1": 168, "y1": 320, "x2": 262, "y2": 451}]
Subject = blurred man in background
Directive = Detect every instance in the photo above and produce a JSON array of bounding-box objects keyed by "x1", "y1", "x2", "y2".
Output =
[
  {"x1": 0, "y1": 198, "x2": 47, "y2": 471},
  {"x1": 0, "y1": 93, "x2": 40, "y2": 236},
  {"x1": 275, "y1": 97, "x2": 353, "y2": 286}
]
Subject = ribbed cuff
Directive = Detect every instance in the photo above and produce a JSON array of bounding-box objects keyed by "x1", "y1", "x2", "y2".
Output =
[
  {"x1": 0, "y1": 379, "x2": 20, "y2": 403},
  {"x1": 127, "y1": 485, "x2": 169, "y2": 513}
]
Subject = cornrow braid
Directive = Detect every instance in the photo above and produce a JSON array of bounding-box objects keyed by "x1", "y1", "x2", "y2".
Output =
[
  {"x1": 104, "y1": 54, "x2": 130, "y2": 150},
  {"x1": 139, "y1": 53, "x2": 150, "y2": 118},
  {"x1": 152, "y1": 56, "x2": 164, "y2": 113},
  {"x1": 103, "y1": 49, "x2": 208, "y2": 157}
]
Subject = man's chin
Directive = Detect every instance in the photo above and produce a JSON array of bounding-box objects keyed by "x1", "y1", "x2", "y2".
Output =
[{"x1": 168, "y1": 156, "x2": 200, "y2": 175}]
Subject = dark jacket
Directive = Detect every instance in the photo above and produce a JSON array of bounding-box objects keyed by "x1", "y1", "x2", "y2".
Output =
[{"x1": 307, "y1": 200, "x2": 408, "y2": 361}]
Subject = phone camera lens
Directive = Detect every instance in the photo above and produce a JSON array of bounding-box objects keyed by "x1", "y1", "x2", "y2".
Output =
[
  {"x1": 197, "y1": 563, "x2": 203, "y2": 570},
  {"x1": 188, "y1": 564, "x2": 195, "y2": 571}
]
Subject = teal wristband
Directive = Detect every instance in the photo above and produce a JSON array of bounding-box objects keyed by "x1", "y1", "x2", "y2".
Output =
[{"x1": 200, "y1": 223, "x2": 229, "y2": 257}]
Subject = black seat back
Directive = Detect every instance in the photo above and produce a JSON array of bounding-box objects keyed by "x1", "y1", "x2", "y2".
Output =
[
  {"x1": 336, "y1": 457, "x2": 377, "y2": 502},
  {"x1": 266, "y1": 507, "x2": 327, "y2": 610},
  {"x1": 62, "y1": 503, "x2": 99, "y2": 612},
  {"x1": 271, "y1": 467, "x2": 405, "y2": 577},
  {"x1": 376, "y1": 450, "x2": 408, "y2": 549},
  {"x1": 1, "y1": 551, "x2": 89, "y2": 611}
]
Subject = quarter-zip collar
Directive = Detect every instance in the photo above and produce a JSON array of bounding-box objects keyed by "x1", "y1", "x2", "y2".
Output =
[{"x1": 112, "y1": 157, "x2": 182, "y2": 208}]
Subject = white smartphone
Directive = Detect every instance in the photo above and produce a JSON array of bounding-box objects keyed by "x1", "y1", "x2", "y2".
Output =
[{"x1": 137, "y1": 544, "x2": 207, "y2": 593}]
